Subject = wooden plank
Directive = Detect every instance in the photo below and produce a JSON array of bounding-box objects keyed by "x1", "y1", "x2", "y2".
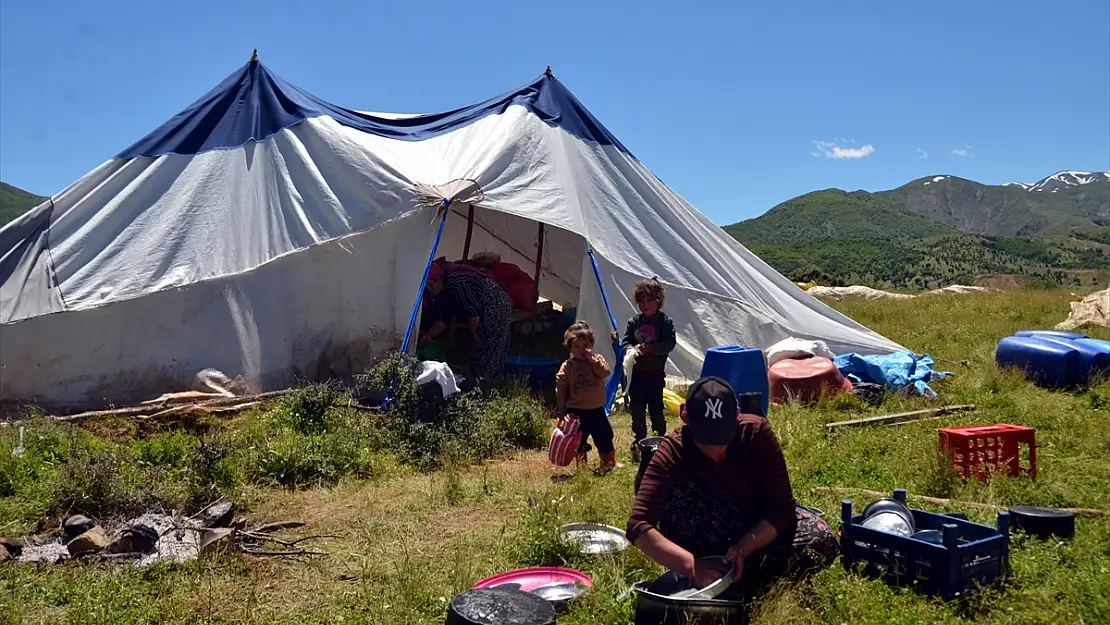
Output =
[
  {"x1": 38, "y1": 390, "x2": 294, "y2": 423},
  {"x1": 532, "y1": 222, "x2": 545, "y2": 315},
  {"x1": 811, "y1": 486, "x2": 1110, "y2": 519},
  {"x1": 825, "y1": 404, "x2": 976, "y2": 431},
  {"x1": 461, "y1": 204, "x2": 475, "y2": 260}
]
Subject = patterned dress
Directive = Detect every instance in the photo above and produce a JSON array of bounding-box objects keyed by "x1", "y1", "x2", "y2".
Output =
[
  {"x1": 441, "y1": 271, "x2": 512, "y2": 382},
  {"x1": 660, "y1": 480, "x2": 839, "y2": 599}
]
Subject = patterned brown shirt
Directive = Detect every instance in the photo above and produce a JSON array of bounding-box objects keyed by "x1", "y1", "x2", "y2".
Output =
[{"x1": 627, "y1": 414, "x2": 796, "y2": 545}]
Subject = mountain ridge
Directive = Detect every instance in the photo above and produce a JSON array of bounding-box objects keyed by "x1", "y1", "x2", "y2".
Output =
[
  {"x1": 0, "y1": 183, "x2": 48, "y2": 227},
  {"x1": 725, "y1": 170, "x2": 1110, "y2": 289}
]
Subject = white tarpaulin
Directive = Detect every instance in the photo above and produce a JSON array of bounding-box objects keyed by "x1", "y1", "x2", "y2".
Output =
[{"x1": 0, "y1": 60, "x2": 903, "y2": 409}]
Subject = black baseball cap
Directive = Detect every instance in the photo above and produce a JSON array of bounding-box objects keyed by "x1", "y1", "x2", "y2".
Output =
[{"x1": 684, "y1": 377, "x2": 739, "y2": 446}]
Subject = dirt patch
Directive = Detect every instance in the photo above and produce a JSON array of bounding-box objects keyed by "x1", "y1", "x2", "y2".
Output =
[{"x1": 484, "y1": 453, "x2": 560, "y2": 486}]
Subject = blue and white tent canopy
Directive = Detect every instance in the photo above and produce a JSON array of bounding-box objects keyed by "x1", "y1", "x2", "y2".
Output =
[{"x1": 0, "y1": 59, "x2": 903, "y2": 409}]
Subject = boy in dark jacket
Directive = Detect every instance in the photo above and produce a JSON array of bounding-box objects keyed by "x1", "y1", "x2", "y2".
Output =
[{"x1": 622, "y1": 279, "x2": 677, "y2": 455}]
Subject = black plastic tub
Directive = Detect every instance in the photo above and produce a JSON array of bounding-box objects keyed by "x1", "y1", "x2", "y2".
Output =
[
  {"x1": 445, "y1": 588, "x2": 556, "y2": 625},
  {"x1": 632, "y1": 580, "x2": 746, "y2": 625}
]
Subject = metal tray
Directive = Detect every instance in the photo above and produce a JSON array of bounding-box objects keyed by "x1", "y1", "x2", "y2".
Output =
[{"x1": 557, "y1": 523, "x2": 630, "y2": 555}]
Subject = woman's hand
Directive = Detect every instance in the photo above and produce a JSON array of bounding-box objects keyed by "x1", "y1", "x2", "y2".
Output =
[
  {"x1": 687, "y1": 555, "x2": 729, "y2": 589},
  {"x1": 725, "y1": 543, "x2": 747, "y2": 580},
  {"x1": 417, "y1": 334, "x2": 432, "y2": 349}
]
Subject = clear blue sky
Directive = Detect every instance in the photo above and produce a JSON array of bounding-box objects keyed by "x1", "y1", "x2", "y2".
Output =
[{"x1": 1, "y1": 0, "x2": 1107, "y2": 224}]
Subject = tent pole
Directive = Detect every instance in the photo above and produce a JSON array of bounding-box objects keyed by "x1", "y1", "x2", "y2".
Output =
[
  {"x1": 532, "y1": 223, "x2": 545, "y2": 315},
  {"x1": 399, "y1": 199, "x2": 451, "y2": 355},
  {"x1": 585, "y1": 244, "x2": 624, "y2": 416},
  {"x1": 462, "y1": 205, "x2": 475, "y2": 260}
]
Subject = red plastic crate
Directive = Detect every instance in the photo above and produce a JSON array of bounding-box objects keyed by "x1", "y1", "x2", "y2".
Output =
[{"x1": 937, "y1": 424, "x2": 1036, "y2": 481}]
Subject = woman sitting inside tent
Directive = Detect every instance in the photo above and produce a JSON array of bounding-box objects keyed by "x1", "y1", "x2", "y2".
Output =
[
  {"x1": 417, "y1": 260, "x2": 513, "y2": 383},
  {"x1": 626, "y1": 377, "x2": 837, "y2": 599}
]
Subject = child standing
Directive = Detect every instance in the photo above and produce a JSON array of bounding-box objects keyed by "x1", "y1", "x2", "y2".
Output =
[
  {"x1": 622, "y1": 279, "x2": 677, "y2": 457},
  {"x1": 556, "y1": 322, "x2": 623, "y2": 471}
]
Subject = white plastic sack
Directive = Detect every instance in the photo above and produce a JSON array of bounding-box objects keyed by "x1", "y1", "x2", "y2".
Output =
[
  {"x1": 622, "y1": 346, "x2": 639, "y2": 399},
  {"x1": 765, "y1": 337, "x2": 836, "y2": 366},
  {"x1": 415, "y1": 361, "x2": 461, "y2": 398}
]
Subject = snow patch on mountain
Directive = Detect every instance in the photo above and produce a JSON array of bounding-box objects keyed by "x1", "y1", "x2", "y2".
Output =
[{"x1": 1005, "y1": 171, "x2": 1110, "y2": 192}]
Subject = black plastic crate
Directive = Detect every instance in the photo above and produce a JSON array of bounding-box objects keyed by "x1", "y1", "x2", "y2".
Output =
[{"x1": 839, "y1": 489, "x2": 1011, "y2": 600}]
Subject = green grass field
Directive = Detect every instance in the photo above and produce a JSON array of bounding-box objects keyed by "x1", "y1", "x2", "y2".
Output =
[{"x1": 2, "y1": 290, "x2": 1109, "y2": 624}]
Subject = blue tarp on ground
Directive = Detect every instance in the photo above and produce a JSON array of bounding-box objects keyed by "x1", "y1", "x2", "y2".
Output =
[{"x1": 833, "y1": 350, "x2": 950, "y2": 398}]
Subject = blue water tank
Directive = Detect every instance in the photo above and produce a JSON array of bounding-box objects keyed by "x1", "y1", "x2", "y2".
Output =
[
  {"x1": 995, "y1": 336, "x2": 1084, "y2": 388},
  {"x1": 1075, "y1": 338, "x2": 1110, "y2": 355},
  {"x1": 1029, "y1": 336, "x2": 1110, "y2": 378},
  {"x1": 1014, "y1": 330, "x2": 1088, "y2": 341},
  {"x1": 700, "y1": 345, "x2": 770, "y2": 416}
]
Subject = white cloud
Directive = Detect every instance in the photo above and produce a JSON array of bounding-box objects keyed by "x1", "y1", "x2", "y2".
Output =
[
  {"x1": 951, "y1": 146, "x2": 973, "y2": 157},
  {"x1": 917, "y1": 149, "x2": 929, "y2": 159},
  {"x1": 811, "y1": 140, "x2": 876, "y2": 160}
]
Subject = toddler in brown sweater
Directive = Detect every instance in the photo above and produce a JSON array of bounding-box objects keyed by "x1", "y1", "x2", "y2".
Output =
[{"x1": 555, "y1": 322, "x2": 623, "y2": 470}]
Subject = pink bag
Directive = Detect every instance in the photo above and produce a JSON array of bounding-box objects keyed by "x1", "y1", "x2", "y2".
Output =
[{"x1": 548, "y1": 416, "x2": 583, "y2": 467}]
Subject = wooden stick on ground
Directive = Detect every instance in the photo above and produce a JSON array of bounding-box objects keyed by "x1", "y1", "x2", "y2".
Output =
[
  {"x1": 810, "y1": 486, "x2": 1110, "y2": 519},
  {"x1": 240, "y1": 548, "x2": 326, "y2": 557},
  {"x1": 43, "y1": 390, "x2": 293, "y2": 423},
  {"x1": 248, "y1": 521, "x2": 307, "y2": 535},
  {"x1": 825, "y1": 404, "x2": 976, "y2": 431}
]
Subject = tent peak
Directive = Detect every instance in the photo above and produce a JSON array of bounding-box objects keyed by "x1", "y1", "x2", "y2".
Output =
[
  {"x1": 544, "y1": 66, "x2": 553, "y2": 78},
  {"x1": 249, "y1": 49, "x2": 259, "y2": 63}
]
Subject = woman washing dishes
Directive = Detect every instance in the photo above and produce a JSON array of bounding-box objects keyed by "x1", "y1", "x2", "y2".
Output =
[
  {"x1": 417, "y1": 260, "x2": 513, "y2": 385},
  {"x1": 627, "y1": 377, "x2": 837, "y2": 598}
]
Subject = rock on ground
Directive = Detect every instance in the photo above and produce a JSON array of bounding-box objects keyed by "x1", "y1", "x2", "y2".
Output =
[
  {"x1": 197, "y1": 501, "x2": 235, "y2": 528},
  {"x1": 62, "y1": 515, "x2": 95, "y2": 541},
  {"x1": 106, "y1": 524, "x2": 159, "y2": 555},
  {"x1": 1056, "y1": 288, "x2": 1110, "y2": 331},
  {"x1": 199, "y1": 528, "x2": 235, "y2": 557},
  {"x1": 0, "y1": 537, "x2": 23, "y2": 557},
  {"x1": 807, "y1": 285, "x2": 916, "y2": 301},
  {"x1": 67, "y1": 526, "x2": 110, "y2": 556},
  {"x1": 807, "y1": 284, "x2": 994, "y2": 301}
]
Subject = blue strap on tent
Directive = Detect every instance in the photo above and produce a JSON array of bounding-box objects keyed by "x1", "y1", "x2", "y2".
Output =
[
  {"x1": 400, "y1": 198, "x2": 451, "y2": 354},
  {"x1": 586, "y1": 245, "x2": 624, "y2": 415},
  {"x1": 385, "y1": 198, "x2": 450, "y2": 410}
]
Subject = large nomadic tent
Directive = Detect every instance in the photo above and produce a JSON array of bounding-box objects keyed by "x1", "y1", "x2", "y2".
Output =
[{"x1": 0, "y1": 56, "x2": 903, "y2": 410}]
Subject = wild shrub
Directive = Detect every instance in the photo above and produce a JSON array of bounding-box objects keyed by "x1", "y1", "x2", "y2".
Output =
[
  {"x1": 54, "y1": 446, "x2": 158, "y2": 519},
  {"x1": 507, "y1": 496, "x2": 581, "y2": 568},
  {"x1": 278, "y1": 383, "x2": 340, "y2": 434}
]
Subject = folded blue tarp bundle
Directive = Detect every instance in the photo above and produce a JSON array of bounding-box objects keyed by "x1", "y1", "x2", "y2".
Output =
[{"x1": 833, "y1": 350, "x2": 950, "y2": 398}]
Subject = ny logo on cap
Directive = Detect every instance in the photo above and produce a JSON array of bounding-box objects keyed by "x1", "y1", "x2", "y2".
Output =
[{"x1": 704, "y1": 397, "x2": 724, "y2": 420}]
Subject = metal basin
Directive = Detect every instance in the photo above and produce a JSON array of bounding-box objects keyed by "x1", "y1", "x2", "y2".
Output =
[{"x1": 557, "y1": 523, "x2": 630, "y2": 555}]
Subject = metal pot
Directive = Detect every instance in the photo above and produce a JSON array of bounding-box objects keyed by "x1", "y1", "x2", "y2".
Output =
[
  {"x1": 860, "y1": 498, "x2": 916, "y2": 537},
  {"x1": 633, "y1": 437, "x2": 666, "y2": 494},
  {"x1": 632, "y1": 582, "x2": 746, "y2": 625}
]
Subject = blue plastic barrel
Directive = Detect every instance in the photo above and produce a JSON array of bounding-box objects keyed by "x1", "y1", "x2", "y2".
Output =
[
  {"x1": 1030, "y1": 336, "x2": 1110, "y2": 378},
  {"x1": 1014, "y1": 330, "x2": 1087, "y2": 341},
  {"x1": 1075, "y1": 338, "x2": 1110, "y2": 354},
  {"x1": 700, "y1": 345, "x2": 770, "y2": 416},
  {"x1": 504, "y1": 356, "x2": 560, "y2": 388},
  {"x1": 995, "y1": 336, "x2": 1084, "y2": 388}
]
